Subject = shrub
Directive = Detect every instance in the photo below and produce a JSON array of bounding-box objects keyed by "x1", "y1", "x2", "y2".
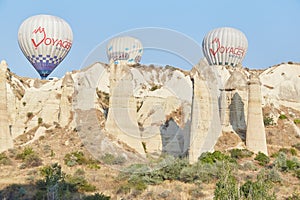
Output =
[
  {"x1": 274, "y1": 152, "x2": 288, "y2": 171},
  {"x1": 155, "y1": 158, "x2": 188, "y2": 181},
  {"x1": 290, "y1": 148, "x2": 297, "y2": 156},
  {"x1": 0, "y1": 152, "x2": 12, "y2": 165},
  {"x1": 27, "y1": 112, "x2": 33, "y2": 119},
  {"x1": 279, "y1": 114, "x2": 287, "y2": 120},
  {"x1": 149, "y1": 85, "x2": 161, "y2": 91},
  {"x1": 83, "y1": 193, "x2": 111, "y2": 200},
  {"x1": 66, "y1": 170, "x2": 96, "y2": 192},
  {"x1": 239, "y1": 161, "x2": 257, "y2": 171},
  {"x1": 267, "y1": 168, "x2": 282, "y2": 183},
  {"x1": 16, "y1": 147, "x2": 42, "y2": 168},
  {"x1": 229, "y1": 149, "x2": 253, "y2": 159},
  {"x1": 264, "y1": 116, "x2": 274, "y2": 126},
  {"x1": 100, "y1": 153, "x2": 125, "y2": 165},
  {"x1": 294, "y1": 169, "x2": 300, "y2": 179},
  {"x1": 294, "y1": 118, "x2": 300, "y2": 124},
  {"x1": 199, "y1": 151, "x2": 235, "y2": 164},
  {"x1": 64, "y1": 151, "x2": 99, "y2": 167},
  {"x1": 240, "y1": 170, "x2": 276, "y2": 200},
  {"x1": 292, "y1": 143, "x2": 300, "y2": 151},
  {"x1": 214, "y1": 162, "x2": 239, "y2": 200},
  {"x1": 38, "y1": 117, "x2": 43, "y2": 125},
  {"x1": 40, "y1": 163, "x2": 65, "y2": 187},
  {"x1": 38, "y1": 163, "x2": 75, "y2": 199},
  {"x1": 254, "y1": 152, "x2": 270, "y2": 166}
]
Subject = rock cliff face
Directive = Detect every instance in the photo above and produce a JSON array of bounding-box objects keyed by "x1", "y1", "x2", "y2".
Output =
[
  {"x1": 0, "y1": 61, "x2": 13, "y2": 152},
  {"x1": 1, "y1": 60, "x2": 300, "y2": 163}
]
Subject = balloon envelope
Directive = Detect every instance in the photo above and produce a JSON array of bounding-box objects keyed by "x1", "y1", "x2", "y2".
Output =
[
  {"x1": 202, "y1": 27, "x2": 248, "y2": 67},
  {"x1": 106, "y1": 36, "x2": 143, "y2": 65},
  {"x1": 18, "y1": 14, "x2": 73, "y2": 79}
]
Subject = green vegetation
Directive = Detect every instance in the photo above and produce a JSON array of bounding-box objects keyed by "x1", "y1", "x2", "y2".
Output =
[
  {"x1": 64, "y1": 151, "x2": 100, "y2": 168},
  {"x1": 100, "y1": 153, "x2": 126, "y2": 165},
  {"x1": 0, "y1": 152, "x2": 12, "y2": 165},
  {"x1": 292, "y1": 143, "x2": 300, "y2": 151},
  {"x1": 16, "y1": 147, "x2": 42, "y2": 168},
  {"x1": 199, "y1": 151, "x2": 236, "y2": 164},
  {"x1": 2, "y1": 146, "x2": 300, "y2": 199},
  {"x1": 38, "y1": 117, "x2": 43, "y2": 125},
  {"x1": 264, "y1": 116, "x2": 274, "y2": 126},
  {"x1": 254, "y1": 152, "x2": 270, "y2": 166},
  {"x1": 83, "y1": 193, "x2": 111, "y2": 200},
  {"x1": 229, "y1": 149, "x2": 253, "y2": 159},
  {"x1": 26, "y1": 112, "x2": 33, "y2": 119},
  {"x1": 239, "y1": 170, "x2": 276, "y2": 200},
  {"x1": 149, "y1": 85, "x2": 160, "y2": 91},
  {"x1": 36, "y1": 163, "x2": 100, "y2": 199},
  {"x1": 279, "y1": 114, "x2": 287, "y2": 120},
  {"x1": 294, "y1": 118, "x2": 300, "y2": 124}
]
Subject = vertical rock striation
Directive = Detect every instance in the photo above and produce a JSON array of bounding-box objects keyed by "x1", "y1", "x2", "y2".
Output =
[
  {"x1": 59, "y1": 72, "x2": 74, "y2": 128},
  {"x1": 105, "y1": 64, "x2": 145, "y2": 156},
  {"x1": 189, "y1": 62, "x2": 222, "y2": 164},
  {"x1": 0, "y1": 60, "x2": 13, "y2": 152},
  {"x1": 246, "y1": 74, "x2": 268, "y2": 155}
]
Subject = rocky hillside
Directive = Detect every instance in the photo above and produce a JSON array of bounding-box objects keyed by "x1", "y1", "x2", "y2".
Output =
[{"x1": 0, "y1": 60, "x2": 300, "y2": 199}]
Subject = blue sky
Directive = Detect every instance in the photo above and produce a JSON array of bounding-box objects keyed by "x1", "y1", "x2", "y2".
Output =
[{"x1": 1, "y1": 0, "x2": 300, "y2": 78}]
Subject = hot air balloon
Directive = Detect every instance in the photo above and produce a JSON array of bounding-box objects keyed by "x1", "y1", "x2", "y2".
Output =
[
  {"x1": 202, "y1": 27, "x2": 248, "y2": 67},
  {"x1": 106, "y1": 36, "x2": 143, "y2": 65},
  {"x1": 18, "y1": 14, "x2": 73, "y2": 79}
]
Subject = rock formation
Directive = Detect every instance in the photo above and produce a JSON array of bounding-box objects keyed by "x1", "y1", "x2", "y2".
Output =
[
  {"x1": 189, "y1": 62, "x2": 222, "y2": 164},
  {"x1": 59, "y1": 72, "x2": 74, "y2": 128},
  {"x1": 105, "y1": 64, "x2": 145, "y2": 156},
  {"x1": 0, "y1": 60, "x2": 13, "y2": 152},
  {"x1": 2, "y1": 59, "x2": 300, "y2": 164},
  {"x1": 246, "y1": 74, "x2": 268, "y2": 155}
]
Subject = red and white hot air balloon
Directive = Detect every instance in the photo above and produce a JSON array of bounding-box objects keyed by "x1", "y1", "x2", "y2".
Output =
[
  {"x1": 202, "y1": 27, "x2": 248, "y2": 67},
  {"x1": 18, "y1": 14, "x2": 73, "y2": 79}
]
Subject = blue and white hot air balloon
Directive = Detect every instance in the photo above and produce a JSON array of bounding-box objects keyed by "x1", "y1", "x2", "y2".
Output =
[
  {"x1": 18, "y1": 14, "x2": 73, "y2": 79},
  {"x1": 106, "y1": 36, "x2": 143, "y2": 65},
  {"x1": 202, "y1": 27, "x2": 248, "y2": 67}
]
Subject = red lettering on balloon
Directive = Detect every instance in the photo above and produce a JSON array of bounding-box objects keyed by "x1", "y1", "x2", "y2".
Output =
[
  {"x1": 209, "y1": 37, "x2": 245, "y2": 58},
  {"x1": 31, "y1": 26, "x2": 72, "y2": 50}
]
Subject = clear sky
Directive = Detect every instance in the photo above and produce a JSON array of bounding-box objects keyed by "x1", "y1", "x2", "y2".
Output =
[{"x1": 1, "y1": 0, "x2": 300, "y2": 78}]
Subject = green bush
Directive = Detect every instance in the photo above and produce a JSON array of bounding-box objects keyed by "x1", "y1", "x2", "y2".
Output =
[
  {"x1": 290, "y1": 148, "x2": 297, "y2": 156},
  {"x1": 38, "y1": 117, "x2": 43, "y2": 125},
  {"x1": 199, "y1": 151, "x2": 235, "y2": 164},
  {"x1": 292, "y1": 143, "x2": 300, "y2": 151},
  {"x1": 66, "y1": 169, "x2": 96, "y2": 192},
  {"x1": 64, "y1": 151, "x2": 99, "y2": 167},
  {"x1": 100, "y1": 153, "x2": 125, "y2": 165},
  {"x1": 274, "y1": 152, "x2": 288, "y2": 171},
  {"x1": 294, "y1": 169, "x2": 300, "y2": 179},
  {"x1": 254, "y1": 152, "x2": 270, "y2": 166},
  {"x1": 83, "y1": 193, "x2": 110, "y2": 200},
  {"x1": 240, "y1": 170, "x2": 276, "y2": 200},
  {"x1": 229, "y1": 149, "x2": 253, "y2": 159},
  {"x1": 264, "y1": 116, "x2": 274, "y2": 126},
  {"x1": 279, "y1": 114, "x2": 287, "y2": 120},
  {"x1": 0, "y1": 152, "x2": 12, "y2": 165},
  {"x1": 294, "y1": 118, "x2": 300, "y2": 124},
  {"x1": 214, "y1": 163, "x2": 239, "y2": 200},
  {"x1": 16, "y1": 147, "x2": 42, "y2": 168},
  {"x1": 38, "y1": 163, "x2": 98, "y2": 198},
  {"x1": 26, "y1": 112, "x2": 33, "y2": 119},
  {"x1": 40, "y1": 163, "x2": 65, "y2": 187},
  {"x1": 267, "y1": 168, "x2": 282, "y2": 183},
  {"x1": 150, "y1": 85, "x2": 161, "y2": 91}
]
